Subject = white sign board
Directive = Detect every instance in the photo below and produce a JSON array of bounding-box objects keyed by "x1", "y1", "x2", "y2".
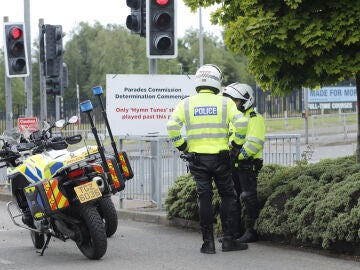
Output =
[{"x1": 106, "y1": 74, "x2": 195, "y2": 136}]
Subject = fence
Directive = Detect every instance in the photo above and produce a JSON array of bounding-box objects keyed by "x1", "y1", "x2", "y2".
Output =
[
  {"x1": 118, "y1": 134, "x2": 301, "y2": 209},
  {"x1": 0, "y1": 132, "x2": 301, "y2": 208}
]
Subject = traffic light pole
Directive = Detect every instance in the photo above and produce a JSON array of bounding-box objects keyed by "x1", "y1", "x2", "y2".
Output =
[
  {"x1": 3, "y1": 16, "x2": 13, "y2": 130},
  {"x1": 149, "y1": 59, "x2": 157, "y2": 74},
  {"x1": 24, "y1": 0, "x2": 33, "y2": 116},
  {"x1": 39, "y1": 19, "x2": 47, "y2": 121}
]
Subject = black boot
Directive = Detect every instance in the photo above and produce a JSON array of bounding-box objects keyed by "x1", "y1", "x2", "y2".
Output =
[
  {"x1": 222, "y1": 236, "x2": 248, "y2": 252},
  {"x1": 237, "y1": 228, "x2": 258, "y2": 243},
  {"x1": 201, "y1": 240, "x2": 215, "y2": 254},
  {"x1": 200, "y1": 225, "x2": 215, "y2": 254}
]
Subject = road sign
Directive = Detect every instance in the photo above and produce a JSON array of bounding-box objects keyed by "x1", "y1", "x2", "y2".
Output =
[{"x1": 17, "y1": 117, "x2": 38, "y2": 133}]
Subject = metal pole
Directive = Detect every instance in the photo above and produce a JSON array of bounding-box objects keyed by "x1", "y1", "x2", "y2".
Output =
[
  {"x1": 4, "y1": 16, "x2": 13, "y2": 130},
  {"x1": 149, "y1": 59, "x2": 157, "y2": 74},
  {"x1": 303, "y1": 87, "x2": 309, "y2": 144},
  {"x1": 24, "y1": 0, "x2": 33, "y2": 116},
  {"x1": 76, "y1": 84, "x2": 81, "y2": 123},
  {"x1": 39, "y1": 19, "x2": 47, "y2": 121},
  {"x1": 55, "y1": 96, "x2": 60, "y2": 120},
  {"x1": 199, "y1": 7, "x2": 204, "y2": 67}
]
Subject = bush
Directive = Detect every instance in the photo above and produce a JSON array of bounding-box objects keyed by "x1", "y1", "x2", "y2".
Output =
[{"x1": 165, "y1": 155, "x2": 360, "y2": 255}]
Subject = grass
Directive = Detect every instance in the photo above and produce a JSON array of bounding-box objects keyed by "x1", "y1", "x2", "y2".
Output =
[{"x1": 265, "y1": 113, "x2": 357, "y2": 133}]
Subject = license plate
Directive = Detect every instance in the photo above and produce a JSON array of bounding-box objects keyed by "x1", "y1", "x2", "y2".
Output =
[{"x1": 74, "y1": 181, "x2": 102, "y2": 203}]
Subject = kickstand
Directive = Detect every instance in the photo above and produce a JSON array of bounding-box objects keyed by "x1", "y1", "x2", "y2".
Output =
[{"x1": 38, "y1": 234, "x2": 52, "y2": 256}]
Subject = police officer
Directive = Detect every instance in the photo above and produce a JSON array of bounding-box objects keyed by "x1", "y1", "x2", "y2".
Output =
[
  {"x1": 222, "y1": 82, "x2": 265, "y2": 243},
  {"x1": 167, "y1": 64, "x2": 248, "y2": 254}
]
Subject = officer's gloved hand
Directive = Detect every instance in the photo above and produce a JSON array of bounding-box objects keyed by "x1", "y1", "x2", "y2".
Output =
[
  {"x1": 230, "y1": 147, "x2": 239, "y2": 160},
  {"x1": 230, "y1": 141, "x2": 241, "y2": 160},
  {"x1": 177, "y1": 141, "x2": 189, "y2": 153}
]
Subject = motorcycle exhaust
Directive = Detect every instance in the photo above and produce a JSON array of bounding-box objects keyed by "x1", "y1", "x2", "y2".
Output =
[{"x1": 93, "y1": 176, "x2": 105, "y2": 192}]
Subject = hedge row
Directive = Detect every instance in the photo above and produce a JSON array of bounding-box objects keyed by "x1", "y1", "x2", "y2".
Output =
[{"x1": 165, "y1": 155, "x2": 360, "y2": 255}]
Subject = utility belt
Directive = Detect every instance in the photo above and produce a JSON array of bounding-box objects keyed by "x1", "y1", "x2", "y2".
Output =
[
  {"x1": 181, "y1": 150, "x2": 230, "y2": 165},
  {"x1": 234, "y1": 158, "x2": 263, "y2": 172}
]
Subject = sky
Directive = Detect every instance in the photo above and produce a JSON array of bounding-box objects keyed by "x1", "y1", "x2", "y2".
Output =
[{"x1": 0, "y1": 0, "x2": 223, "y2": 47}]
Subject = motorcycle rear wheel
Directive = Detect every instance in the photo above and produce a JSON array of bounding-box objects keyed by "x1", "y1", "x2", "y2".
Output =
[
  {"x1": 75, "y1": 204, "x2": 107, "y2": 260},
  {"x1": 98, "y1": 197, "x2": 118, "y2": 237}
]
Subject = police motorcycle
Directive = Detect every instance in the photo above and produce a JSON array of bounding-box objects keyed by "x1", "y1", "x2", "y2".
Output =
[
  {"x1": 3, "y1": 119, "x2": 109, "y2": 260},
  {"x1": 32, "y1": 116, "x2": 121, "y2": 238}
]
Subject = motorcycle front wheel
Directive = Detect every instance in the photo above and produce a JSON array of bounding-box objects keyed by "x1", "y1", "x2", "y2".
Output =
[
  {"x1": 74, "y1": 203, "x2": 107, "y2": 260},
  {"x1": 98, "y1": 197, "x2": 118, "y2": 237}
]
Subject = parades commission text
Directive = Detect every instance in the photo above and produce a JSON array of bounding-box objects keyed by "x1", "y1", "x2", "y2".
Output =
[{"x1": 115, "y1": 87, "x2": 189, "y2": 100}]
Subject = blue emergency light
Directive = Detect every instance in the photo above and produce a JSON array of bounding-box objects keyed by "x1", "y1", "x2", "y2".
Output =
[
  {"x1": 92, "y1": 86, "x2": 103, "y2": 96},
  {"x1": 80, "y1": 100, "x2": 93, "y2": 113}
]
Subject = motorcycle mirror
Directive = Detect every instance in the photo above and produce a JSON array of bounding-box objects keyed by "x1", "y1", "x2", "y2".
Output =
[
  {"x1": 55, "y1": 119, "x2": 66, "y2": 128},
  {"x1": 68, "y1": 116, "x2": 78, "y2": 124}
]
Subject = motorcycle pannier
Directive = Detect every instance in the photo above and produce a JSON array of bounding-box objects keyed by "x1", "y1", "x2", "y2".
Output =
[
  {"x1": 106, "y1": 157, "x2": 126, "y2": 192},
  {"x1": 118, "y1": 151, "x2": 134, "y2": 180},
  {"x1": 24, "y1": 178, "x2": 70, "y2": 219}
]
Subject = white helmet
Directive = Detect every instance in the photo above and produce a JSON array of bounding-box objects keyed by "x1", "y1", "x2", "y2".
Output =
[
  {"x1": 194, "y1": 64, "x2": 222, "y2": 94},
  {"x1": 222, "y1": 82, "x2": 255, "y2": 111}
]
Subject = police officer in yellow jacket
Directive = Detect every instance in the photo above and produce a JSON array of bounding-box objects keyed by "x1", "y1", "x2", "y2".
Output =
[
  {"x1": 167, "y1": 64, "x2": 248, "y2": 254},
  {"x1": 222, "y1": 82, "x2": 265, "y2": 243}
]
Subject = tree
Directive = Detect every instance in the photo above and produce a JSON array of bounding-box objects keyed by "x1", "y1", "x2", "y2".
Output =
[
  {"x1": 183, "y1": 0, "x2": 360, "y2": 162},
  {"x1": 63, "y1": 23, "x2": 254, "y2": 101}
]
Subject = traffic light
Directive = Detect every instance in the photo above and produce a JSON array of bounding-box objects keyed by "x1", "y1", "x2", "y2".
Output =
[
  {"x1": 44, "y1": 24, "x2": 64, "y2": 78},
  {"x1": 3, "y1": 22, "x2": 29, "y2": 77},
  {"x1": 126, "y1": 0, "x2": 146, "y2": 37},
  {"x1": 146, "y1": 0, "x2": 177, "y2": 59},
  {"x1": 46, "y1": 77, "x2": 62, "y2": 95}
]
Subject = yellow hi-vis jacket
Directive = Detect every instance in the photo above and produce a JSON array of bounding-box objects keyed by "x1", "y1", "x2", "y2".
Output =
[
  {"x1": 166, "y1": 90, "x2": 244, "y2": 154},
  {"x1": 230, "y1": 107, "x2": 265, "y2": 160}
]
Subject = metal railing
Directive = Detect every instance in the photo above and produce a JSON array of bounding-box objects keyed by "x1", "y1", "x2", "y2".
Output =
[
  {"x1": 118, "y1": 134, "x2": 301, "y2": 209},
  {"x1": 0, "y1": 133, "x2": 301, "y2": 208}
]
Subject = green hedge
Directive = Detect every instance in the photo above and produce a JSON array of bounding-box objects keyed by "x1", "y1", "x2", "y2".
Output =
[{"x1": 165, "y1": 156, "x2": 360, "y2": 255}]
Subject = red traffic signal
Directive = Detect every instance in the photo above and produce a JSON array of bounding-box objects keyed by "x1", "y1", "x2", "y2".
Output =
[
  {"x1": 155, "y1": 0, "x2": 169, "y2": 5},
  {"x1": 3, "y1": 23, "x2": 29, "y2": 77},
  {"x1": 9, "y1": 27, "x2": 23, "y2": 40}
]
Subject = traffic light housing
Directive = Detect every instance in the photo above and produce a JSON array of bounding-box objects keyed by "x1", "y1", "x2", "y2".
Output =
[
  {"x1": 44, "y1": 24, "x2": 64, "y2": 78},
  {"x1": 46, "y1": 77, "x2": 62, "y2": 95},
  {"x1": 3, "y1": 22, "x2": 29, "y2": 77},
  {"x1": 146, "y1": 0, "x2": 177, "y2": 59},
  {"x1": 126, "y1": 0, "x2": 146, "y2": 37}
]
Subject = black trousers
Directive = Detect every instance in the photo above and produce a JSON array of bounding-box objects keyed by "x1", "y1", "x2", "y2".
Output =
[
  {"x1": 188, "y1": 152, "x2": 237, "y2": 237},
  {"x1": 232, "y1": 159, "x2": 262, "y2": 230}
]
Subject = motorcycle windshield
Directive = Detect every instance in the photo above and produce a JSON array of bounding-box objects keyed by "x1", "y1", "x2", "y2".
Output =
[{"x1": 1, "y1": 128, "x2": 22, "y2": 144}]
